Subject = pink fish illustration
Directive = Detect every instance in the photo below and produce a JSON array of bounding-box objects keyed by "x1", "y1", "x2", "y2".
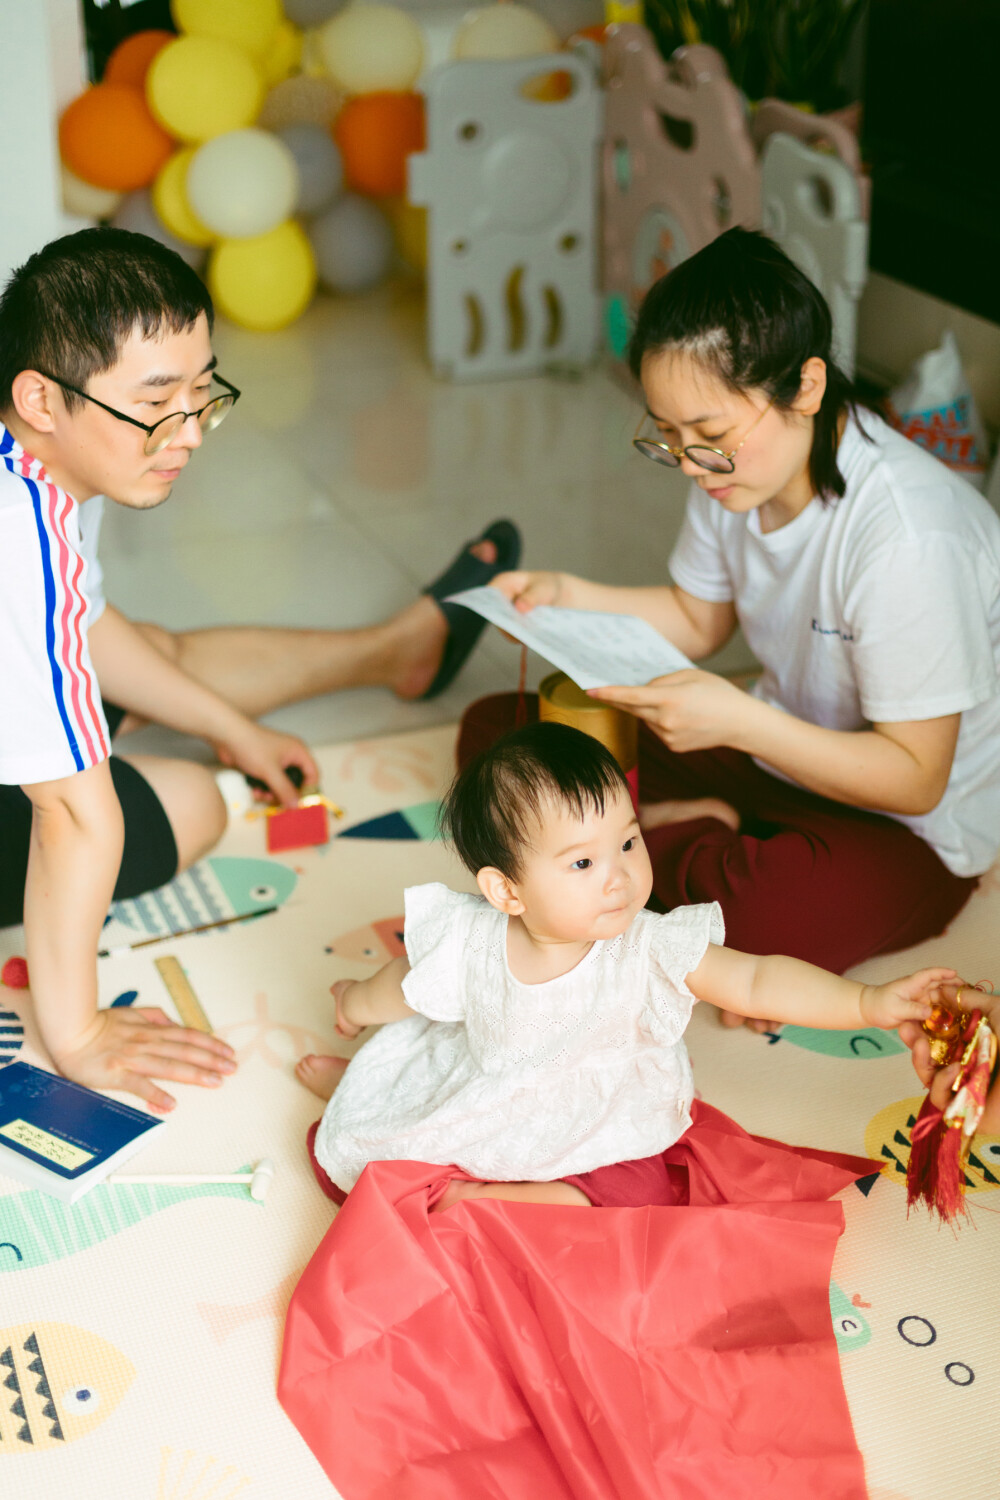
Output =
[
  {"x1": 326, "y1": 916, "x2": 406, "y2": 965},
  {"x1": 196, "y1": 1270, "x2": 302, "y2": 1345}
]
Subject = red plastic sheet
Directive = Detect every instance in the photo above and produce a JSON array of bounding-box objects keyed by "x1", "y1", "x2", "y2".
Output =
[{"x1": 279, "y1": 1105, "x2": 873, "y2": 1500}]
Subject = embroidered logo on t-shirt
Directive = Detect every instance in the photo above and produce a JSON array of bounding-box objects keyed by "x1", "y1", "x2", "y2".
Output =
[{"x1": 811, "y1": 618, "x2": 855, "y2": 642}]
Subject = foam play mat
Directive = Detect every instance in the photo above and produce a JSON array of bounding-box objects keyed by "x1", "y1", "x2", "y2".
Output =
[{"x1": 1, "y1": 723, "x2": 997, "y2": 1500}]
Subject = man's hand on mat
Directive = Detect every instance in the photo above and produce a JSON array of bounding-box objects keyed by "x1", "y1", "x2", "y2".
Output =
[
  {"x1": 859, "y1": 967, "x2": 958, "y2": 1032},
  {"x1": 51, "y1": 1006, "x2": 237, "y2": 1113},
  {"x1": 216, "y1": 723, "x2": 319, "y2": 807},
  {"x1": 900, "y1": 981, "x2": 1000, "y2": 1134},
  {"x1": 590, "y1": 671, "x2": 746, "y2": 754}
]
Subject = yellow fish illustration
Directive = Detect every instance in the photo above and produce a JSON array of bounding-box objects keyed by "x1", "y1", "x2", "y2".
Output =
[{"x1": 0, "y1": 1322, "x2": 134, "y2": 1451}]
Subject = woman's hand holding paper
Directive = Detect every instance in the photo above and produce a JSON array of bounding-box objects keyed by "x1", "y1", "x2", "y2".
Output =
[{"x1": 590, "y1": 670, "x2": 749, "y2": 753}]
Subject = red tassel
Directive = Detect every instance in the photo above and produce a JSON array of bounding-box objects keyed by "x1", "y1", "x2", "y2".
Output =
[
  {"x1": 934, "y1": 1126, "x2": 966, "y2": 1222},
  {"x1": 906, "y1": 1095, "x2": 944, "y2": 1214},
  {"x1": 906, "y1": 1005, "x2": 996, "y2": 1224}
]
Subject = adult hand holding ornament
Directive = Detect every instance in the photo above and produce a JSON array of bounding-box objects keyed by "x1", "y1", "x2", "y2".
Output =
[{"x1": 900, "y1": 978, "x2": 1000, "y2": 1221}]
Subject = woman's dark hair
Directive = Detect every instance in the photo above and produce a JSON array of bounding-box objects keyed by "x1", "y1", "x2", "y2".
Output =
[
  {"x1": 628, "y1": 227, "x2": 860, "y2": 501},
  {"x1": 443, "y1": 721, "x2": 630, "y2": 879},
  {"x1": 0, "y1": 227, "x2": 214, "y2": 414}
]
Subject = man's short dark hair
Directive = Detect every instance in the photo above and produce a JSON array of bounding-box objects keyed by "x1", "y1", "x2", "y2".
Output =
[
  {"x1": 0, "y1": 227, "x2": 214, "y2": 414},
  {"x1": 443, "y1": 721, "x2": 630, "y2": 879}
]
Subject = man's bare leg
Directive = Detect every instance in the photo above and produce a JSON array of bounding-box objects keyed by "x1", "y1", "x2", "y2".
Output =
[
  {"x1": 121, "y1": 755, "x2": 227, "y2": 870},
  {"x1": 118, "y1": 538, "x2": 499, "y2": 727}
]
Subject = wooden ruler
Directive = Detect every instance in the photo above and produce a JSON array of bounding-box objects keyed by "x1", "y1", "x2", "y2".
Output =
[{"x1": 153, "y1": 956, "x2": 213, "y2": 1035}]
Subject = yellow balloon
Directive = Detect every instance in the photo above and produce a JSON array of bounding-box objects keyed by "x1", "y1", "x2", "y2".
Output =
[
  {"x1": 453, "y1": 5, "x2": 560, "y2": 58},
  {"x1": 385, "y1": 197, "x2": 427, "y2": 272},
  {"x1": 262, "y1": 19, "x2": 304, "y2": 86},
  {"x1": 152, "y1": 149, "x2": 215, "y2": 247},
  {"x1": 147, "y1": 36, "x2": 263, "y2": 144},
  {"x1": 171, "y1": 0, "x2": 283, "y2": 59},
  {"x1": 209, "y1": 220, "x2": 317, "y2": 331}
]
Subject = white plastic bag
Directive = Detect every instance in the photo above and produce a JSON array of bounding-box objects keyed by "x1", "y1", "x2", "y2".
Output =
[{"x1": 886, "y1": 330, "x2": 989, "y2": 490}]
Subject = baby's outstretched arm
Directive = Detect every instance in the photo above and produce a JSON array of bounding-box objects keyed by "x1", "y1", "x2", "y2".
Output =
[
  {"x1": 335, "y1": 956, "x2": 415, "y2": 1038},
  {"x1": 688, "y1": 945, "x2": 957, "y2": 1032}
]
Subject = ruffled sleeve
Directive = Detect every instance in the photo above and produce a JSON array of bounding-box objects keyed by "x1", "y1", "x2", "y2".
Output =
[
  {"x1": 639, "y1": 902, "x2": 725, "y2": 1047},
  {"x1": 400, "y1": 882, "x2": 483, "y2": 1022}
]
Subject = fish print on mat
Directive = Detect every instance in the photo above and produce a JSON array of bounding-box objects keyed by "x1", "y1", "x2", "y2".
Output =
[
  {"x1": 157, "y1": 1447, "x2": 251, "y2": 1499},
  {"x1": 830, "y1": 1282, "x2": 872, "y2": 1351},
  {"x1": 0, "y1": 1322, "x2": 134, "y2": 1450},
  {"x1": 336, "y1": 800, "x2": 442, "y2": 841},
  {"x1": 764, "y1": 1024, "x2": 906, "y2": 1058},
  {"x1": 863, "y1": 1096, "x2": 1000, "y2": 1195},
  {"x1": 101, "y1": 856, "x2": 297, "y2": 950},
  {"x1": 0, "y1": 1009, "x2": 24, "y2": 1067},
  {"x1": 326, "y1": 916, "x2": 406, "y2": 964},
  {"x1": 196, "y1": 1269, "x2": 302, "y2": 1344},
  {"x1": 0, "y1": 1169, "x2": 258, "y2": 1272}
]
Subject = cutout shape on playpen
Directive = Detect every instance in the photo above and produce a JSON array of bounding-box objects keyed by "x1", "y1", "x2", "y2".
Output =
[{"x1": 409, "y1": 53, "x2": 601, "y2": 380}]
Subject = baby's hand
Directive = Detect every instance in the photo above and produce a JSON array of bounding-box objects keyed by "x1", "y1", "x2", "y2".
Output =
[
  {"x1": 331, "y1": 980, "x2": 363, "y2": 1039},
  {"x1": 859, "y1": 967, "x2": 958, "y2": 1030}
]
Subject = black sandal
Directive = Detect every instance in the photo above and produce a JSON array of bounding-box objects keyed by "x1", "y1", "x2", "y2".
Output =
[{"x1": 419, "y1": 519, "x2": 522, "y2": 700}]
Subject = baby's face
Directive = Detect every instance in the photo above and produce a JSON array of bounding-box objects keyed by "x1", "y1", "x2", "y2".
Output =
[{"x1": 513, "y1": 788, "x2": 653, "y2": 944}]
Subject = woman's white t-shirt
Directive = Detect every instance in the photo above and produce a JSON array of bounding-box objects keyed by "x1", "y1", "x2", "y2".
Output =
[{"x1": 669, "y1": 412, "x2": 1000, "y2": 877}]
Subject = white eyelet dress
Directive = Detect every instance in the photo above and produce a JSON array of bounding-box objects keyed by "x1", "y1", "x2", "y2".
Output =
[{"x1": 313, "y1": 883, "x2": 725, "y2": 1193}]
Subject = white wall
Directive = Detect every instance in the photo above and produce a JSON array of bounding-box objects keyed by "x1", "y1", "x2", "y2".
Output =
[{"x1": 0, "y1": 0, "x2": 88, "y2": 285}]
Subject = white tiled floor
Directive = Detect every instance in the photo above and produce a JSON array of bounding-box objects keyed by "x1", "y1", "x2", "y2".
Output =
[{"x1": 101, "y1": 278, "x2": 753, "y2": 760}]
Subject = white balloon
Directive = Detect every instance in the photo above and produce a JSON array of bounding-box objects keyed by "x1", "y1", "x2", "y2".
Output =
[
  {"x1": 309, "y1": 194, "x2": 393, "y2": 293},
  {"x1": 319, "y1": 4, "x2": 424, "y2": 93},
  {"x1": 61, "y1": 165, "x2": 123, "y2": 220},
  {"x1": 187, "y1": 128, "x2": 299, "y2": 240},
  {"x1": 275, "y1": 124, "x2": 343, "y2": 216},
  {"x1": 453, "y1": 4, "x2": 560, "y2": 59}
]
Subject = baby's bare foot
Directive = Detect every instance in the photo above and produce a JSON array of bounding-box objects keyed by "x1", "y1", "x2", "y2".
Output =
[
  {"x1": 639, "y1": 797, "x2": 740, "y2": 833},
  {"x1": 295, "y1": 1054, "x2": 349, "y2": 1100}
]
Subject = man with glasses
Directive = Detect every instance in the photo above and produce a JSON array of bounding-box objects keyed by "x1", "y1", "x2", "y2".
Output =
[{"x1": 0, "y1": 228, "x2": 516, "y2": 1112}]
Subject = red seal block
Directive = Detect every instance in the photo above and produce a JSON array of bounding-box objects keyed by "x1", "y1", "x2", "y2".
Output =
[
  {"x1": 1, "y1": 956, "x2": 29, "y2": 989},
  {"x1": 266, "y1": 802, "x2": 330, "y2": 853}
]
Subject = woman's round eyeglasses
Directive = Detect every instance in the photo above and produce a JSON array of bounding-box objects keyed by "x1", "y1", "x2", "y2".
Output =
[
  {"x1": 632, "y1": 396, "x2": 774, "y2": 474},
  {"x1": 36, "y1": 370, "x2": 241, "y2": 457}
]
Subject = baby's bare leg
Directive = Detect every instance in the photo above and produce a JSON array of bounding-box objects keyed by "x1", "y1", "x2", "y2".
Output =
[{"x1": 433, "y1": 1179, "x2": 591, "y2": 1211}]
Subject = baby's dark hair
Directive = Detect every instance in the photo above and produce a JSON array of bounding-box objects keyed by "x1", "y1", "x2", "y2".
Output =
[
  {"x1": 443, "y1": 721, "x2": 630, "y2": 879},
  {"x1": 628, "y1": 226, "x2": 863, "y2": 501}
]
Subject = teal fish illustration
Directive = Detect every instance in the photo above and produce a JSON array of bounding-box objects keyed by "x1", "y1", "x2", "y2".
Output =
[
  {"x1": 0, "y1": 1009, "x2": 24, "y2": 1068},
  {"x1": 101, "y1": 856, "x2": 298, "y2": 950},
  {"x1": 0, "y1": 1169, "x2": 257, "y2": 1273},
  {"x1": 774, "y1": 1025, "x2": 905, "y2": 1060},
  {"x1": 830, "y1": 1282, "x2": 872, "y2": 1351},
  {"x1": 336, "y1": 801, "x2": 442, "y2": 841}
]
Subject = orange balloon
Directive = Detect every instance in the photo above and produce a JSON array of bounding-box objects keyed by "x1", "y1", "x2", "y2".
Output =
[
  {"x1": 334, "y1": 92, "x2": 425, "y2": 200},
  {"x1": 60, "y1": 84, "x2": 174, "y2": 191},
  {"x1": 103, "y1": 29, "x2": 174, "y2": 87}
]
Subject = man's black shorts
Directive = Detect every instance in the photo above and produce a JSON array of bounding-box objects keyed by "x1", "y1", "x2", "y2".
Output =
[{"x1": 0, "y1": 703, "x2": 179, "y2": 929}]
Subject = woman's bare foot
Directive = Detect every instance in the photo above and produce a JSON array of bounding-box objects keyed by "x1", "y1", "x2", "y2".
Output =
[
  {"x1": 433, "y1": 1177, "x2": 592, "y2": 1212},
  {"x1": 639, "y1": 796, "x2": 741, "y2": 833},
  {"x1": 386, "y1": 539, "x2": 498, "y2": 700},
  {"x1": 295, "y1": 1054, "x2": 349, "y2": 1101}
]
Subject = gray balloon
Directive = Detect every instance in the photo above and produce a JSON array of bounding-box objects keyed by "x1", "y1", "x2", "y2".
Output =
[
  {"x1": 309, "y1": 194, "x2": 394, "y2": 294},
  {"x1": 283, "y1": 0, "x2": 346, "y2": 25},
  {"x1": 275, "y1": 124, "x2": 343, "y2": 216},
  {"x1": 112, "y1": 190, "x2": 207, "y2": 272}
]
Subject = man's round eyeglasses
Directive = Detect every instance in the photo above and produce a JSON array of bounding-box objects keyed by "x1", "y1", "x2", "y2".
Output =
[
  {"x1": 632, "y1": 396, "x2": 774, "y2": 474},
  {"x1": 36, "y1": 370, "x2": 241, "y2": 457}
]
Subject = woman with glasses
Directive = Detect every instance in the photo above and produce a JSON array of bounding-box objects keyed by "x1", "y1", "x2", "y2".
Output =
[{"x1": 490, "y1": 228, "x2": 1000, "y2": 1025}]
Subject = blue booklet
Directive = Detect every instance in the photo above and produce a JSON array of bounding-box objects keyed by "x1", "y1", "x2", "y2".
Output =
[{"x1": 0, "y1": 1061, "x2": 164, "y2": 1203}]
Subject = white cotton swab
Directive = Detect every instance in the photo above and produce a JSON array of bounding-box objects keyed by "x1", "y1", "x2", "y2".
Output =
[{"x1": 108, "y1": 1158, "x2": 275, "y2": 1202}]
